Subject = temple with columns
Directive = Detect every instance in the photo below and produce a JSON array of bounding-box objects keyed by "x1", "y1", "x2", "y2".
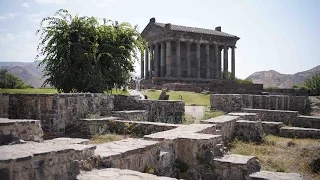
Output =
[{"x1": 140, "y1": 18, "x2": 240, "y2": 85}]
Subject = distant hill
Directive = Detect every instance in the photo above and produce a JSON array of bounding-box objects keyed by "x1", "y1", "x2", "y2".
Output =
[
  {"x1": 247, "y1": 65, "x2": 320, "y2": 88},
  {"x1": 0, "y1": 62, "x2": 45, "y2": 88},
  {"x1": 0, "y1": 61, "x2": 139, "y2": 88}
]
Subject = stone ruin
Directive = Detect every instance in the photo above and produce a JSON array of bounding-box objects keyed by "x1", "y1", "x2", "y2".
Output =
[{"x1": 1, "y1": 92, "x2": 318, "y2": 179}]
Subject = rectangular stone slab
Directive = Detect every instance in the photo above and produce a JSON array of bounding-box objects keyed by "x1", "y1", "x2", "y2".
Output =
[{"x1": 249, "y1": 170, "x2": 302, "y2": 180}]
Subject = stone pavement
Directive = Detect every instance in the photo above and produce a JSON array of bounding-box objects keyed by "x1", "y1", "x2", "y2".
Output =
[
  {"x1": 128, "y1": 89, "x2": 145, "y2": 99},
  {"x1": 77, "y1": 168, "x2": 177, "y2": 180}
]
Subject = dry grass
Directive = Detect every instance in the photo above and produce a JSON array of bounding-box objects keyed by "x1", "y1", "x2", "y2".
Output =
[
  {"x1": 229, "y1": 135, "x2": 320, "y2": 180},
  {"x1": 89, "y1": 134, "x2": 126, "y2": 144}
]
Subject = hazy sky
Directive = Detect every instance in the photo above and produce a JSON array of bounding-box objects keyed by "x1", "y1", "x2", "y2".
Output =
[{"x1": 0, "y1": 0, "x2": 319, "y2": 79}]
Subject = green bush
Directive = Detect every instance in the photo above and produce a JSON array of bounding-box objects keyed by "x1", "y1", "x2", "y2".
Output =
[{"x1": 304, "y1": 74, "x2": 320, "y2": 95}]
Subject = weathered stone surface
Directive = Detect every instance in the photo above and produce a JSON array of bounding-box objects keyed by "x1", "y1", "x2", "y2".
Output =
[
  {"x1": 0, "y1": 118, "x2": 43, "y2": 145},
  {"x1": 280, "y1": 126, "x2": 320, "y2": 139},
  {"x1": 70, "y1": 117, "x2": 180, "y2": 138},
  {"x1": 77, "y1": 168, "x2": 177, "y2": 180},
  {"x1": 7, "y1": 93, "x2": 114, "y2": 133},
  {"x1": 0, "y1": 93, "x2": 9, "y2": 118},
  {"x1": 228, "y1": 112, "x2": 259, "y2": 121},
  {"x1": 242, "y1": 108, "x2": 299, "y2": 126},
  {"x1": 261, "y1": 121, "x2": 283, "y2": 135},
  {"x1": 296, "y1": 115, "x2": 320, "y2": 129},
  {"x1": 94, "y1": 138, "x2": 163, "y2": 171},
  {"x1": 113, "y1": 95, "x2": 185, "y2": 124},
  {"x1": 249, "y1": 170, "x2": 302, "y2": 180},
  {"x1": 201, "y1": 115, "x2": 240, "y2": 141},
  {"x1": 211, "y1": 94, "x2": 243, "y2": 113},
  {"x1": 213, "y1": 154, "x2": 260, "y2": 180},
  {"x1": 235, "y1": 120, "x2": 264, "y2": 142},
  {"x1": 0, "y1": 138, "x2": 96, "y2": 180},
  {"x1": 210, "y1": 94, "x2": 309, "y2": 113},
  {"x1": 112, "y1": 110, "x2": 148, "y2": 121}
]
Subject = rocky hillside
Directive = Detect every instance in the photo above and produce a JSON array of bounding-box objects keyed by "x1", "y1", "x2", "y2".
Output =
[
  {"x1": 0, "y1": 62, "x2": 45, "y2": 88},
  {"x1": 247, "y1": 65, "x2": 320, "y2": 88}
]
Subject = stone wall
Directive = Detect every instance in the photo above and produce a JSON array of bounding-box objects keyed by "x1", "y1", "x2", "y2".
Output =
[
  {"x1": 0, "y1": 93, "x2": 9, "y2": 118},
  {"x1": 242, "y1": 108, "x2": 299, "y2": 126},
  {"x1": 234, "y1": 120, "x2": 264, "y2": 142},
  {"x1": 0, "y1": 118, "x2": 44, "y2": 145},
  {"x1": 7, "y1": 93, "x2": 113, "y2": 133},
  {"x1": 211, "y1": 94, "x2": 309, "y2": 114},
  {"x1": 68, "y1": 117, "x2": 180, "y2": 138},
  {"x1": 113, "y1": 95, "x2": 185, "y2": 124}
]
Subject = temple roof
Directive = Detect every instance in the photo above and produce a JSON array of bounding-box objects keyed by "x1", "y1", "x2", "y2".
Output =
[{"x1": 153, "y1": 22, "x2": 239, "y2": 39}]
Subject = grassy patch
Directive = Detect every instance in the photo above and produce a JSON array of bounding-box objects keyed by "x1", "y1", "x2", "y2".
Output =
[
  {"x1": 142, "y1": 90, "x2": 210, "y2": 106},
  {"x1": 230, "y1": 135, "x2": 320, "y2": 179},
  {"x1": 201, "y1": 109, "x2": 224, "y2": 120},
  {"x1": 182, "y1": 114, "x2": 196, "y2": 124},
  {"x1": 89, "y1": 134, "x2": 125, "y2": 144},
  {"x1": 0, "y1": 88, "x2": 129, "y2": 95},
  {"x1": 0, "y1": 88, "x2": 58, "y2": 94}
]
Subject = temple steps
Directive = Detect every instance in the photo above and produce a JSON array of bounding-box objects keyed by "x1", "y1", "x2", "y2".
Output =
[{"x1": 280, "y1": 126, "x2": 320, "y2": 139}]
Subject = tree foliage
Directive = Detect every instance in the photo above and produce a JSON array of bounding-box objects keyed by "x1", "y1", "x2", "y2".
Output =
[
  {"x1": 304, "y1": 74, "x2": 320, "y2": 95},
  {"x1": 0, "y1": 69, "x2": 26, "y2": 89},
  {"x1": 36, "y1": 9, "x2": 146, "y2": 93},
  {"x1": 225, "y1": 71, "x2": 253, "y2": 84}
]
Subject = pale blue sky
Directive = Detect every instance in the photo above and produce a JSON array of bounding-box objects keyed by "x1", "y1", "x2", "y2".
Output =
[{"x1": 0, "y1": 0, "x2": 319, "y2": 79}]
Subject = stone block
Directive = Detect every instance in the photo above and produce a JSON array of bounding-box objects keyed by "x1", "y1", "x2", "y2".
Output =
[
  {"x1": 249, "y1": 170, "x2": 302, "y2": 180},
  {"x1": 210, "y1": 94, "x2": 243, "y2": 113},
  {"x1": 228, "y1": 112, "x2": 260, "y2": 121},
  {"x1": 213, "y1": 154, "x2": 260, "y2": 180},
  {"x1": 261, "y1": 121, "x2": 283, "y2": 135},
  {"x1": 235, "y1": 120, "x2": 264, "y2": 142},
  {"x1": 280, "y1": 127, "x2": 320, "y2": 139}
]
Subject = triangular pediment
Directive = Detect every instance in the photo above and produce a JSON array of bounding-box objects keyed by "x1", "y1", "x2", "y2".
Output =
[{"x1": 141, "y1": 23, "x2": 166, "y2": 41}]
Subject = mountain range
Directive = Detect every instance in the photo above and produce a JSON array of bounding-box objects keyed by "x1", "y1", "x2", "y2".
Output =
[
  {"x1": 0, "y1": 61, "x2": 319, "y2": 88},
  {"x1": 247, "y1": 65, "x2": 320, "y2": 88}
]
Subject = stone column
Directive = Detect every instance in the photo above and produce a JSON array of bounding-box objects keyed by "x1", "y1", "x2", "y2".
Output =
[
  {"x1": 141, "y1": 50, "x2": 144, "y2": 79},
  {"x1": 166, "y1": 41, "x2": 171, "y2": 77},
  {"x1": 149, "y1": 45, "x2": 154, "y2": 78},
  {"x1": 196, "y1": 43, "x2": 201, "y2": 78},
  {"x1": 160, "y1": 42, "x2": 165, "y2": 77},
  {"x1": 176, "y1": 40, "x2": 181, "y2": 78},
  {"x1": 223, "y1": 45, "x2": 229, "y2": 79},
  {"x1": 145, "y1": 48, "x2": 149, "y2": 79},
  {"x1": 206, "y1": 44, "x2": 210, "y2": 78},
  {"x1": 186, "y1": 42, "x2": 191, "y2": 77},
  {"x1": 231, "y1": 46, "x2": 235, "y2": 79},
  {"x1": 154, "y1": 43, "x2": 160, "y2": 77},
  {"x1": 215, "y1": 44, "x2": 220, "y2": 79}
]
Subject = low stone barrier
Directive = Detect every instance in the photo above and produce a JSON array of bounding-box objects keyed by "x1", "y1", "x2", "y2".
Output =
[
  {"x1": 280, "y1": 127, "x2": 320, "y2": 139},
  {"x1": 261, "y1": 121, "x2": 283, "y2": 135},
  {"x1": 242, "y1": 108, "x2": 299, "y2": 126},
  {"x1": 0, "y1": 118, "x2": 44, "y2": 145},
  {"x1": 111, "y1": 110, "x2": 148, "y2": 121},
  {"x1": 296, "y1": 115, "x2": 320, "y2": 129},
  {"x1": 113, "y1": 95, "x2": 185, "y2": 124},
  {"x1": 68, "y1": 117, "x2": 180, "y2": 138},
  {"x1": 0, "y1": 138, "x2": 96, "y2": 180},
  {"x1": 6, "y1": 93, "x2": 114, "y2": 133},
  {"x1": 200, "y1": 115, "x2": 241, "y2": 142},
  {"x1": 211, "y1": 94, "x2": 309, "y2": 114}
]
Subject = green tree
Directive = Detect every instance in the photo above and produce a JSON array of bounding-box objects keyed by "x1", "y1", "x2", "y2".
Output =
[
  {"x1": 304, "y1": 74, "x2": 320, "y2": 95},
  {"x1": 224, "y1": 71, "x2": 253, "y2": 84},
  {"x1": 36, "y1": 9, "x2": 146, "y2": 93},
  {"x1": 0, "y1": 69, "x2": 26, "y2": 89}
]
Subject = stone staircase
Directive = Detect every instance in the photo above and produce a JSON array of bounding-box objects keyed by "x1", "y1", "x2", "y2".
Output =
[{"x1": 239, "y1": 108, "x2": 320, "y2": 139}]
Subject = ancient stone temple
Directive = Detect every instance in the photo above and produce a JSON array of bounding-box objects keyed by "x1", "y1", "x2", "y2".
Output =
[{"x1": 140, "y1": 17, "x2": 240, "y2": 84}]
